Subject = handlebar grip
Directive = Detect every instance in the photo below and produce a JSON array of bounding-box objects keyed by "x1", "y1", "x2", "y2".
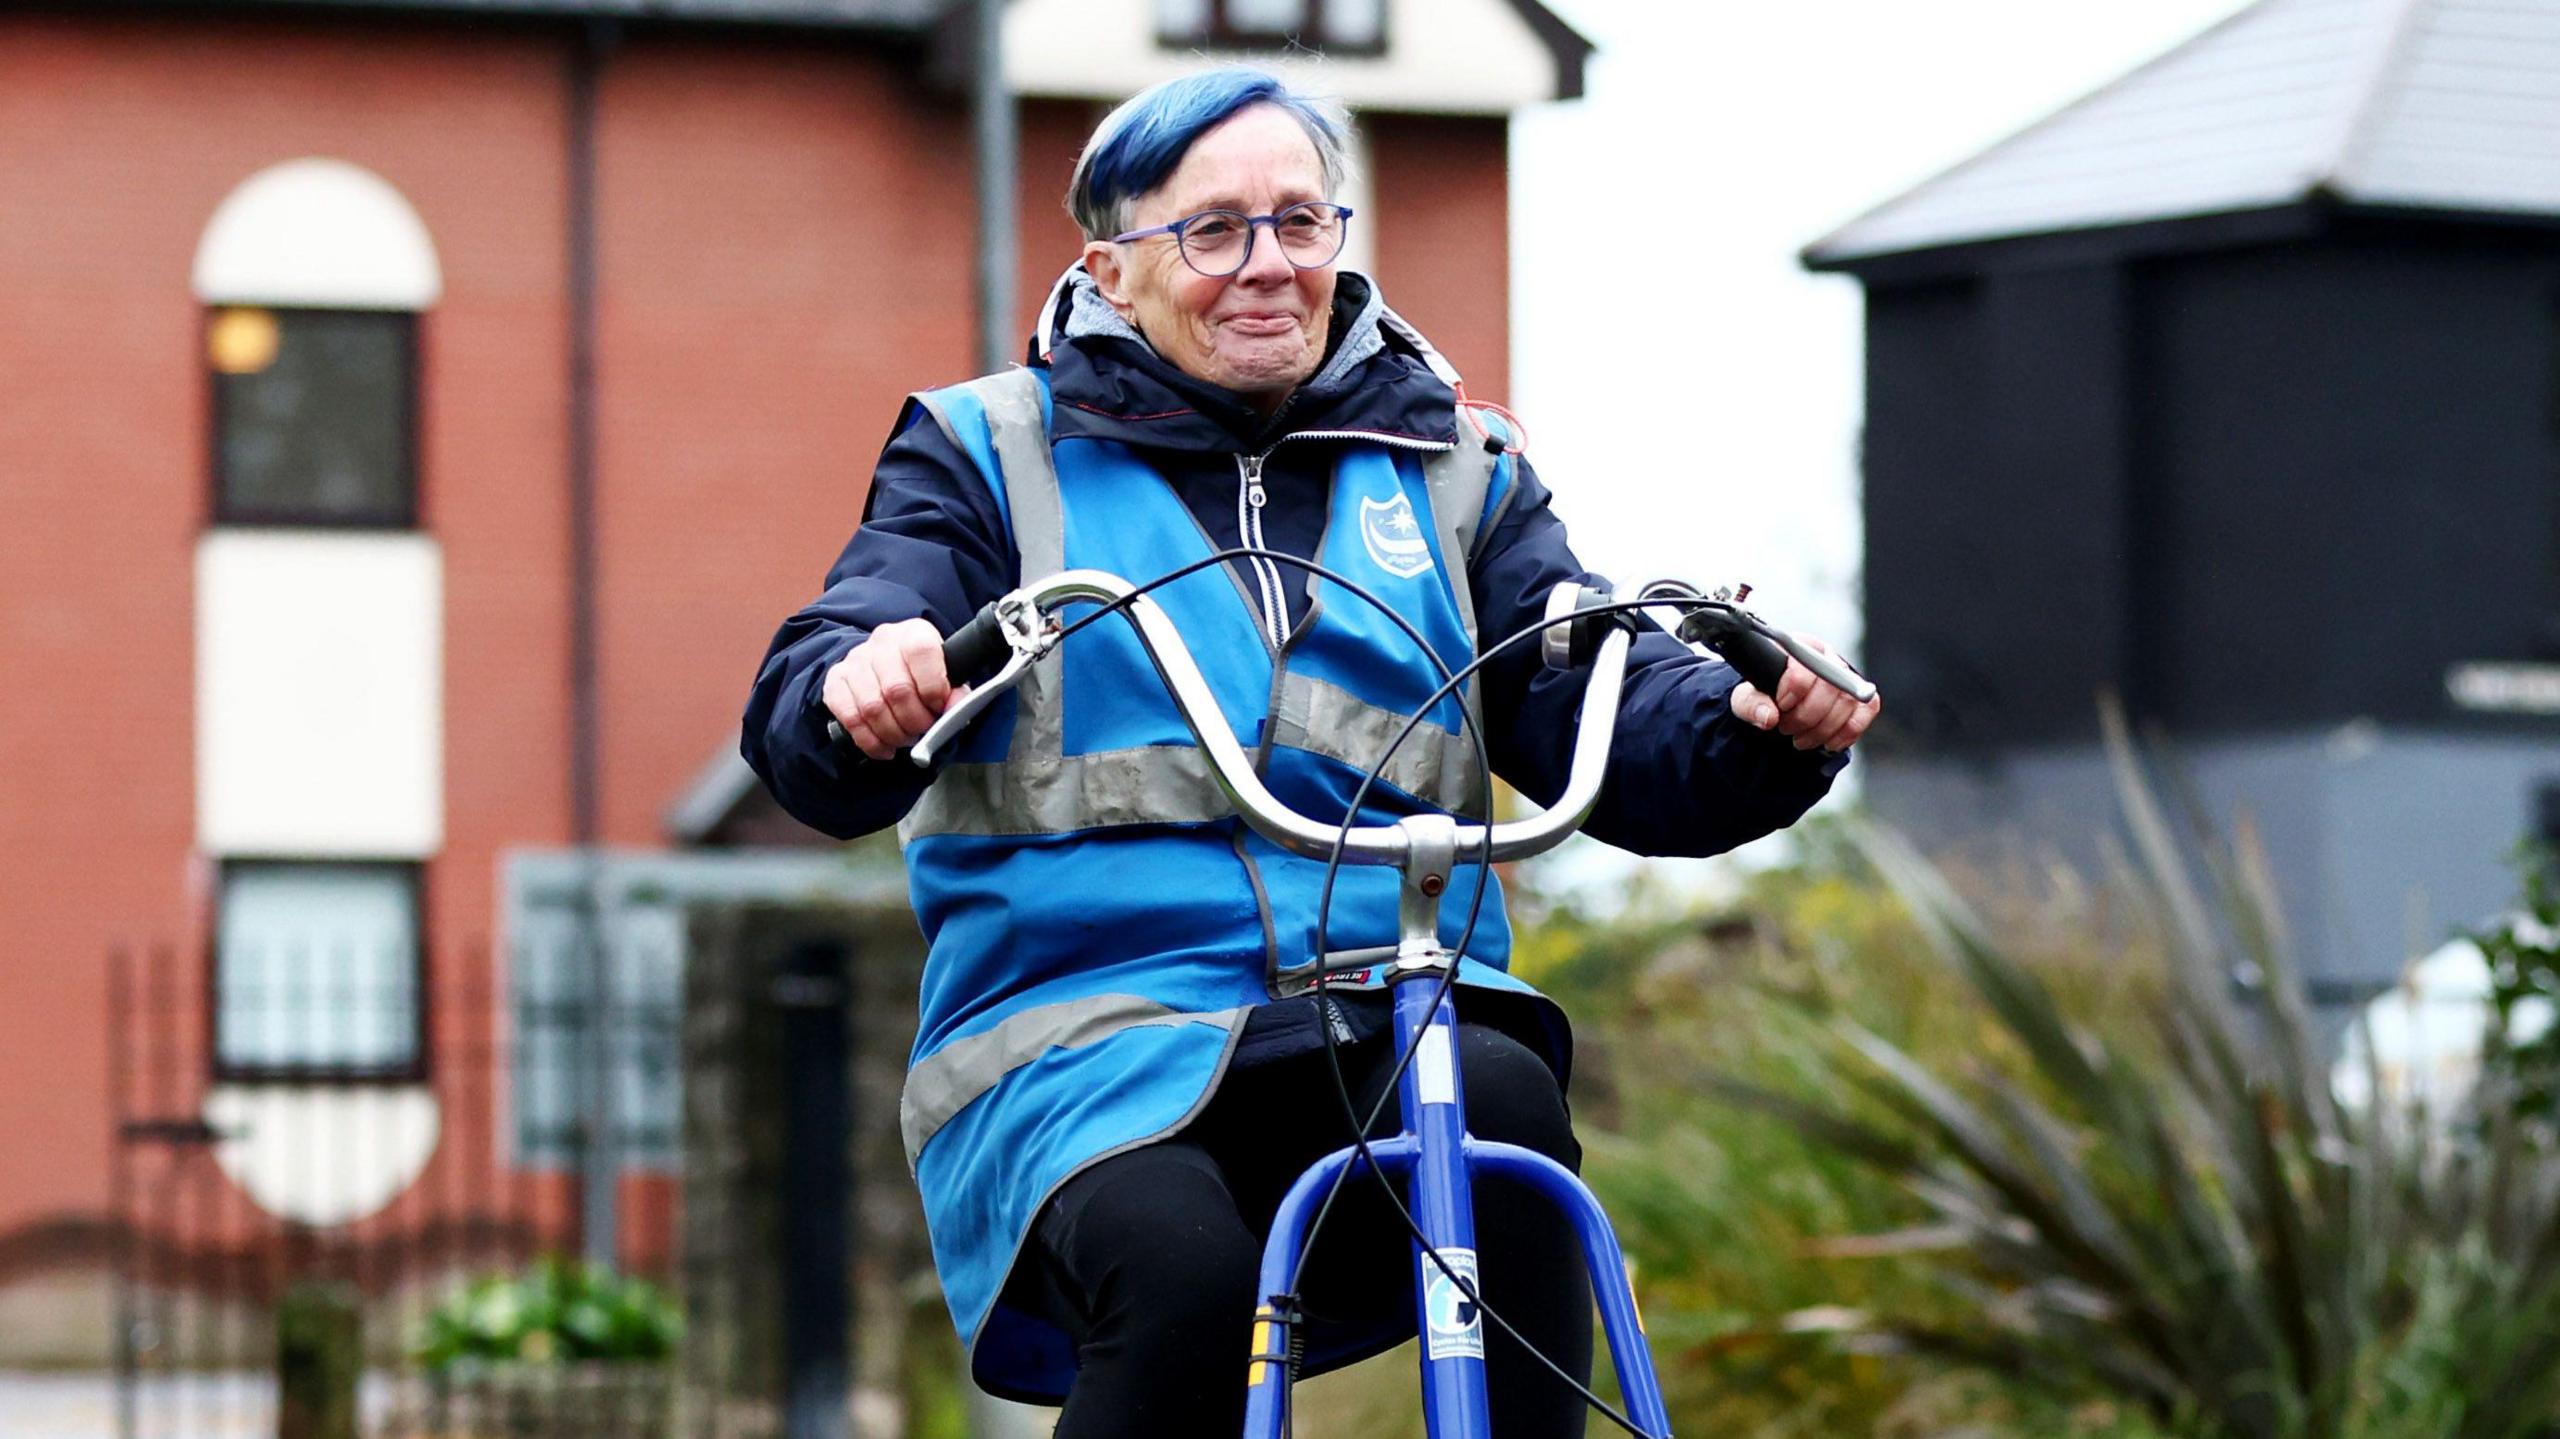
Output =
[
  {"x1": 826, "y1": 602, "x2": 1008, "y2": 764},
  {"x1": 1712, "y1": 628, "x2": 1792, "y2": 694},
  {"x1": 942, "y1": 603, "x2": 1011, "y2": 688},
  {"x1": 825, "y1": 719, "x2": 869, "y2": 761}
]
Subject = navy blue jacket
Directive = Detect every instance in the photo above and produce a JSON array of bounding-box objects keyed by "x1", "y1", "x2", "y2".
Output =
[{"x1": 742, "y1": 274, "x2": 1843, "y2": 852}]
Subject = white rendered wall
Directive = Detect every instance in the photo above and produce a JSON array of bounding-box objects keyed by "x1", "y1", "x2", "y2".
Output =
[
  {"x1": 1006, "y1": 0, "x2": 1559, "y2": 113},
  {"x1": 196, "y1": 532, "x2": 444, "y2": 857}
]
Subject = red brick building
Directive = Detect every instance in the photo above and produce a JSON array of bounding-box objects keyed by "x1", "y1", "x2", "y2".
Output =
[{"x1": 0, "y1": 0, "x2": 1588, "y2": 1360}]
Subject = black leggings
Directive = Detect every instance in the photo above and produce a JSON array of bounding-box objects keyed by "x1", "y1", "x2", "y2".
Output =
[{"x1": 1006, "y1": 1019, "x2": 1595, "y2": 1438}]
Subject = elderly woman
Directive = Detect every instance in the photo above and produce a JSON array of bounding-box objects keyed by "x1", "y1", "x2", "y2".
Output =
[{"x1": 745, "y1": 67, "x2": 1874, "y2": 1436}]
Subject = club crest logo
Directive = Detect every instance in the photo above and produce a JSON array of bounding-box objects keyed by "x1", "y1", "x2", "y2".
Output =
[{"x1": 1360, "y1": 493, "x2": 1434, "y2": 579}]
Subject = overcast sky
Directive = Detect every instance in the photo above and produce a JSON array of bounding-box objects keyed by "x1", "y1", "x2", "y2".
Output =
[
  {"x1": 1503, "y1": 0, "x2": 2256, "y2": 886},
  {"x1": 1509, "y1": 0, "x2": 2257, "y2": 659}
]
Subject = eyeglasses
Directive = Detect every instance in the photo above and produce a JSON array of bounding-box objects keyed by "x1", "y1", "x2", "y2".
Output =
[{"x1": 1109, "y1": 201, "x2": 1355, "y2": 279}]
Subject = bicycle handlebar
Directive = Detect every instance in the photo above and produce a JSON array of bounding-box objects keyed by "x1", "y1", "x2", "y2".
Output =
[{"x1": 827, "y1": 569, "x2": 1874, "y2": 867}]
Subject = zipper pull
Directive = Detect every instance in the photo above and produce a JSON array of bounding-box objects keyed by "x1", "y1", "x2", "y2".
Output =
[{"x1": 1244, "y1": 454, "x2": 1267, "y2": 509}]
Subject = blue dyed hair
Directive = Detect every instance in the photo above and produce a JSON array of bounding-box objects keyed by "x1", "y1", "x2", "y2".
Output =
[{"x1": 1067, "y1": 68, "x2": 1349, "y2": 240}]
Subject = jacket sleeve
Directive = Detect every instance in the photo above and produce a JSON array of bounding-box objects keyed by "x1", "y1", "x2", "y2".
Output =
[
  {"x1": 740, "y1": 401, "x2": 1020, "y2": 841},
  {"x1": 1467, "y1": 456, "x2": 1846, "y2": 858}
]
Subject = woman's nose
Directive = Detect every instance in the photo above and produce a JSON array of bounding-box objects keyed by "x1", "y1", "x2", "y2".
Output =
[{"x1": 1234, "y1": 221, "x2": 1297, "y2": 285}]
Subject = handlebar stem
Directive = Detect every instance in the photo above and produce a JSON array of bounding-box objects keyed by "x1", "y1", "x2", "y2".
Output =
[{"x1": 1395, "y1": 814, "x2": 1460, "y2": 971}]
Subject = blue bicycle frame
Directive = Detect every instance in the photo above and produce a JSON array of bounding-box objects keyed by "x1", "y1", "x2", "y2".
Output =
[{"x1": 1240, "y1": 822, "x2": 1674, "y2": 1438}]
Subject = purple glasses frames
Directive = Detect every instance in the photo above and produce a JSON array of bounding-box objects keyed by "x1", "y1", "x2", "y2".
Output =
[{"x1": 1108, "y1": 201, "x2": 1356, "y2": 278}]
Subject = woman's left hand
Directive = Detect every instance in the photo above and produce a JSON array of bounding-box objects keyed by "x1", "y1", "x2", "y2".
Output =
[{"x1": 1730, "y1": 637, "x2": 1881, "y2": 755}]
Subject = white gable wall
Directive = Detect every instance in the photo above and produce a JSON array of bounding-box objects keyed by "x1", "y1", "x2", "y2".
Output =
[{"x1": 1006, "y1": 0, "x2": 1559, "y2": 114}]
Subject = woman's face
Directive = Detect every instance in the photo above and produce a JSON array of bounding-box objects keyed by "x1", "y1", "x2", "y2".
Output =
[{"x1": 1086, "y1": 104, "x2": 1337, "y2": 416}]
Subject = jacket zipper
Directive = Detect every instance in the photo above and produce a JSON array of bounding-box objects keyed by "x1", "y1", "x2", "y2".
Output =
[
  {"x1": 1267, "y1": 429, "x2": 1459, "y2": 456},
  {"x1": 1231, "y1": 430, "x2": 1458, "y2": 649},
  {"x1": 1236, "y1": 454, "x2": 1289, "y2": 651}
]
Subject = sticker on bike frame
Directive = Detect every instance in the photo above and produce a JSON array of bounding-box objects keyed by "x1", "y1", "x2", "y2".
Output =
[
  {"x1": 1416, "y1": 1023, "x2": 1455, "y2": 1106},
  {"x1": 1422, "y1": 1247, "x2": 1484, "y2": 1361}
]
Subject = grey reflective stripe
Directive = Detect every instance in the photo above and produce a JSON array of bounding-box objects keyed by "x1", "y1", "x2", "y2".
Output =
[
  {"x1": 900, "y1": 994, "x2": 1249, "y2": 1163},
  {"x1": 1422, "y1": 434, "x2": 1500, "y2": 642},
  {"x1": 984, "y1": 369, "x2": 1063, "y2": 583},
  {"x1": 1268, "y1": 671, "x2": 1476, "y2": 813},
  {"x1": 902, "y1": 369, "x2": 1071, "y2": 846},
  {"x1": 1422, "y1": 433, "x2": 1501, "y2": 743},
  {"x1": 902, "y1": 743, "x2": 1238, "y2": 838},
  {"x1": 972, "y1": 371, "x2": 1066, "y2": 784},
  {"x1": 909, "y1": 367, "x2": 1060, "y2": 581}
]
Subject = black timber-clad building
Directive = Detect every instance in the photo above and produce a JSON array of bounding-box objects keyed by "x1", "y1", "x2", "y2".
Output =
[{"x1": 1806, "y1": 0, "x2": 2560, "y2": 999}]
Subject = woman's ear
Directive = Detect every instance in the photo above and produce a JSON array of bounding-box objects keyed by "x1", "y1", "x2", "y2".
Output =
[{"x1": 1083, "y1": 240, "x2": 1140, "y2": 321}]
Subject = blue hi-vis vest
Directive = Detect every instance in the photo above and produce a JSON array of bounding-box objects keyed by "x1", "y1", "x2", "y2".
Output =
[{"x1": 893, "y1": 366, "x2": 1556, "y2": 1401}]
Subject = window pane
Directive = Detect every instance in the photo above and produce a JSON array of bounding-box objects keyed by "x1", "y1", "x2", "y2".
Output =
[
  {"x1": 217, "y1": 863, "x2": 420, "y2": 1075},
  {"x1": 1323, "y1": 0, "x2": 1383, "y2": 47},
  {"x1": 1227, "y1": 0, "x2": 1308, "y2": 33},
  {"x1": 507, "y1": 904, "x2": 684, "y2": 1172},
  {"x1": 213, "y1": 308, "x2": 414, "y2": 526},
  {"x1": 1156, "y1": 0, "x2": 1209, "y2": 38}
]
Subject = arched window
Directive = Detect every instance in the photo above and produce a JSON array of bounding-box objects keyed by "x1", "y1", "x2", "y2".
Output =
[{"x1": 194, "y1": 158, "x2": 439, "y2": 528}]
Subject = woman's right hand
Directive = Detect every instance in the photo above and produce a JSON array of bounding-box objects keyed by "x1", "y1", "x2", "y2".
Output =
[{"x1": 822, "y1": 618, "x2": 971, "y2": 761}]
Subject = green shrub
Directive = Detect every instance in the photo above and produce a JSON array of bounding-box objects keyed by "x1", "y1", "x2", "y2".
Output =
[
  {"x1": 1520, "y1": 823, "x2": 2167, "y2": 1438},
  {"x1": 1741, "y1": 727, "x2": 2560, "y2": 1439},
  {"x1": 2475, "y1": 843, "x2": 2560, "y2": 1126},
  {"x1": 411, "y1": 1256, "x2": 681, "y2": 1374}
]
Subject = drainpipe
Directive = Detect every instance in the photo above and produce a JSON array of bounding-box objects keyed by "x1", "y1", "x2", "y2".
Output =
[
  {"x1": 960, "y1": 16, "x2": 1045, "y2": 1431},
  {"x1": 567, "y1": 14, "x2": 618, "y2": 1273},
  {"x1": 973, "y1": 0, "x2": 1016, "y2": 372}
]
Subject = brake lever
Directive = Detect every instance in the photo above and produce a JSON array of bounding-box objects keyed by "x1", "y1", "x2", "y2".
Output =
[
  {"x1": 1676, "y1": 602, "x2": 1877, "y2": 705},
  {"x1": 909, "y1": 590, "x2": 1059, "y2": 767},
  {"x1": 1769, "y1": 629, "x2": 1875, "y2": 703}
]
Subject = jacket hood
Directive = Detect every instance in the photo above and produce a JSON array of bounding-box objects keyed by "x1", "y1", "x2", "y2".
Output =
[{"x1": 1030, "y1": 263, "x2": 1468, "y2": 454}]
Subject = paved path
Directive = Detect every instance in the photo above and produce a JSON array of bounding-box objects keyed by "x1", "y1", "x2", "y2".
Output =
[
  {"x1": 2, "y1": 1372, "x2": 259, "y2": 1439},
  {"x1": 0, "y1": 1371, "x2": 405, "y2": 1439}
]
